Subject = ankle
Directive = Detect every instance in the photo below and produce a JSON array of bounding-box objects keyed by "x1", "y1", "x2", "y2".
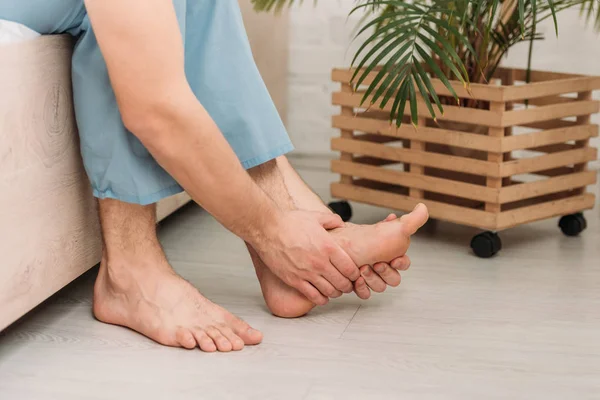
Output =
[{"x1": 99, "y1": 251, "x2": 171, "y2": 288}]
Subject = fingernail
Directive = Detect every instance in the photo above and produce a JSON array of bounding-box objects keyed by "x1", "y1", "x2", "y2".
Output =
[{"x1": 374, "y1": 264, "x2": 386, "y2": 273}]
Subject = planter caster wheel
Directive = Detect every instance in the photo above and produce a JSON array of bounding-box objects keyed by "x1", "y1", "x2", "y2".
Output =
[
  {"x1": 470, "y1": 231, "x2": 502, "y2": 258},
  {"x1": 559, "y1": 213, "x2": 587, "y2": 237},
  {"x1": 328, "y1": 201, "x2": 352, "y2": 222}
]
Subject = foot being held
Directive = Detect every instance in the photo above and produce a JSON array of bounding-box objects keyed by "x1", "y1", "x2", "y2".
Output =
[{"x1": 251, "y1": 203, "x2": 429, "y2": 318}]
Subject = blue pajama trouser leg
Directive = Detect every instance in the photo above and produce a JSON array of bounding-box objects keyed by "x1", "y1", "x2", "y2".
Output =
[{"x1": 0, "y1": 0, "x2": 294, "y2": 205}]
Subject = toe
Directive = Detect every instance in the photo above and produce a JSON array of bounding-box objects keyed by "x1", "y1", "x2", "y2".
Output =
[
  {"x1": 206, "y1": 327, "x2": 233, "y2": 352},
  {"x1": 383, "y1": 213, "x2": 397, "y2": 222},
  {"x1": 391, "y1": 255, "x2": 411, "y2": 271},
  {"x1": 217, "y1": 325, "x2": 245, "y2": 351},
  {"x1": 360, "y1": 265, "x2": 387, "y2": 293},
  {"x1": 230, "y1": 318, "x2": 264, "y2": 345},
  {"x1": 373, "y1": 262, "x2": 401, "y2": 287},
  {"x1": 176, "y1": 328, "x2": 197, "y2": 350},
  {"x1": 399, "y1": 203, "x2": 429, "y2": 236},
  {"x1": 192, "y1": 329, "x2": 217, "y2": 353}
]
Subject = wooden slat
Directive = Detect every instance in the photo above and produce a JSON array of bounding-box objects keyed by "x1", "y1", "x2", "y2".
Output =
[
  {"x1": 332, "y1": 91, "x2": 502, "y2": 127},
  {"x1": 530, "y1": 143, "x2": 575, "y2": 154},
  {"x1": 353, "y1": 156, "x2": 398, "y2": 166},
  {"x1": 500, "y1": 124, "x2": 598, "y2": 152},
  {"x1": 331, "y1": 137, "x2": 501, "y2": 177},
  {"x1": 519, "y1": 119, "x2": 578, "y2": 130},
  {"x1": 501, "y1": 100, "x2": 599, "y2": 127},
  {"x1": 331, "y1": 160, "x2": 499, "y2": 203},
  {"x1": 502, "y1": 76, "x2": 600, "y2": 102},
  {"x1": 354, "y1": 133, "x2": 399, "y2": 143},
  {"x1": 409, "y1": 117, "x2": 427, "y2": 198},
  {"x1": 514, "y1": 95, "x2": 576, "y2": 107},
  {"x1": 425, "y1": 168, "x2": 487, "y2": 186},
  {"x1": 574, "y1": 92, "x2": 593, "y2": 195},
  {"x1": 534, "y1": 166, "x2": 576, "y2": 177},
  {"x1": 332, "y1": 115, "x2": 501, "y2": 152},
  {"x1": 497, "y1": 193, "x2": 595, "y2": 230},
  {"x1": 353, "y1": 179, "x2": 408, "y2": 194},
  {"x1": 339, "y1": 83, "x2": 355, "y2": 184},
  {"x1": 331, "y1": 182, "x2": 498, "y2": 229},
  {"x1": 332, "y1": 68, "x2": 505, "y2": 102},
  {"x1": 499, "y1": 147, "x2": 597, "y2": 177},
  {"x1": 424, "y1": 192, "x2": 485, "y2": 209},
  {"x1": 502, "y1": 190, "x2": 574, "y2": 211},
  {"x1": 504, "y1": 67, "x2": 582, "y2": 82},
  {"x1": 498, "y1": 171, "x2": 597, "y2": 204},
  {"x1": 503, "y1": 70, "x2": 515, "y2": 187},
  {"x1": 486, "y1": 101, "x2": 505, "y2": 213}
]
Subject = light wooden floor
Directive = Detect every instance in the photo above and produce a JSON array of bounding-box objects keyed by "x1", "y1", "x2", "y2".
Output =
[{"x1": 1, "y1": 163, "x2": 599, "y2": 400}]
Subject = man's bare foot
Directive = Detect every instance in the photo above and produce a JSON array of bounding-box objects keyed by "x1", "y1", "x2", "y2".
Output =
[
  {"x1": 93, "y1": 256, "x2": 263, "y2": 352},
  {"x1": 94, "y1": 199, "x2": 262, "y2": 352},
  {"x1": 331, "y1": 203, "x2": 429, "y2": 267},
  {"x1": 250, "y1": 204, "x2": 429, "y2": 318}
]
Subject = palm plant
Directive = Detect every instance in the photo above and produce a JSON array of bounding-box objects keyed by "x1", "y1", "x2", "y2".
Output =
[{"x1": 252, "y1": 0, "x2": 599, "y2": 126}]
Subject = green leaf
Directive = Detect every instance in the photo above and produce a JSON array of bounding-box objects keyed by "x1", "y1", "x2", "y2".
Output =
[
  {"x1": 408, "y1": 76, "x2": 419, "y2": 126},
  {"x1": 391, "y1": 79, "x2": 410, "y2": 127},
  {"x1": 414, "y1": 60, "x2": 444, "y2": 114},
  {"x1": 380, "y1": 65, "x2": 410, "y2": 109},
  {"x1": 547, "y1": 0, "x2": 560, "y2": 35},
  {"x1": 418, "y1": 24, "x2": 469, "y2": 81},
  {"x1": 416, "y1": 44, "x2": 459, "y2": 101},
  {"x1": 354, "y1": 35, "x2": 412, "y2": 90},
  {"x1": 412, "y1": 64, "x2": 437, "y2": 120},
  {"x1": 519, "y1": 0, "x2": 526, "y2": 34},
  {"x1": 417, "y1": 33, "x2": 465, "y2": 83},
  {"x1": 370, "y1": 54, "x2": 411, "y2": 106}
]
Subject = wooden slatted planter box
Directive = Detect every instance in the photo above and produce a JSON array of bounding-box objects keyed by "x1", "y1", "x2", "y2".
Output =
[{"x1": 329, "y1": 67, "x2": 599, "y2": 257}]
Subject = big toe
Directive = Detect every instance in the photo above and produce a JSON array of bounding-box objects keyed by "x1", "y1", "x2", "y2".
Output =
[
  {"x1": 230, "y1": 318, "x2": 263, "y2": 345},
  {"x1": 399, "y1": 203, "x2": 429, "y2": 235}
]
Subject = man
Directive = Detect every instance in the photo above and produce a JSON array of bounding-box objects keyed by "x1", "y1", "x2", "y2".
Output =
[{"x1": 1, "y1": 0, "x2": 428, "y2": 352}]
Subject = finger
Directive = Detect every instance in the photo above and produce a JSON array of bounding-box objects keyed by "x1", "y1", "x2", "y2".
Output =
[
  {"x1": 312, "y1": 275, "x2": 343, "y2": 298},
  {"x1": 399, "y1": 203, "x2": 429, "y2": 236},
  {"x1": 391, "y1": 255, "x2": 411, "y2": 271},
  {"x1": 328, "y1": 244, "x2": 360, "y2": 281},
  {"x1": 373, "y1": 262, "x2": 401, "y2": 287},
  {"x1": 353, "y1": 276, "x2": 371, "y2": 300},
  {"x1": 321, "y1": 267, "x2": 353, "y2": 294},
  {"x1": 360, "y1": 265, "x2": 387, "y2": 293},
  {"x1": 298, "y1": 281, "x2": 329, "y2": 306},
  {"x1": 315, "y1": 212, "x2": 345, "y2": 230}
]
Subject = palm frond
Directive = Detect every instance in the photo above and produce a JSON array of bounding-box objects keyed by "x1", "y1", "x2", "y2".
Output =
[
  {"x1": 349, "y1": 0, "x2": 469, "y2": 126},
  {"x1": 254, "y1": 0, "x2": 600, "y2": 126}
]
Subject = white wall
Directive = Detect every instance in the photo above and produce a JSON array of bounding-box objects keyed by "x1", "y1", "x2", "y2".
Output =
[{"x1": 287, "y1": 3, "x2": 600, "y2": 162}]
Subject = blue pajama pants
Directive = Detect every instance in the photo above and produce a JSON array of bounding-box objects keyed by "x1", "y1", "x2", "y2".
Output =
[{"x1": 0, "y1": 0, "x2": 294, "y2": 204}]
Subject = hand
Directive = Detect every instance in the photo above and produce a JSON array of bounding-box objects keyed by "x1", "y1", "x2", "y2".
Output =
[
  {"x1": 350, "y1": 212, "x2": 419, "y2": 299},
  {"x1": 253, "y1": 210, "x2": 360, "y2": 305},
  {"x1": 353, "y1": 255, "x2": 411, "y2": 299}
]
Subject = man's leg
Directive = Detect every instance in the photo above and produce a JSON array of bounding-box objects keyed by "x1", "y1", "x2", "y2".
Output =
[
  {"x1": 247, "y1": 157, "x2": 428, "y2": 318},
  {"x1": 92, "y1": 199, "x2": 263, "y2": 352}
]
